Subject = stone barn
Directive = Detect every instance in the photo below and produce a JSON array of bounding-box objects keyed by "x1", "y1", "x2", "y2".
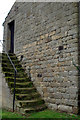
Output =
[{"x1": 2, "y1": 2, "x2": 80, "y2": 114}]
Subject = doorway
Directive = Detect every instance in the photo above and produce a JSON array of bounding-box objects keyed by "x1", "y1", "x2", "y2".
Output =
[{"x1": 8, "y1": 20, "x2": 15, "y2": 53}]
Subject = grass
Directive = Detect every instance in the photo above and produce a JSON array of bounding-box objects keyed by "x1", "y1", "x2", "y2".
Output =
[
  {"x1": 2, "y1": 109, "x2": 80, "y2": 119},
  {"x1": 28, "y1": 109, "x2": 80, "y2": 119},
  {"x1": 2, "y1": 109, "x2": 26, "y2": 119},
  {"x1": 0, "y1": 109, "x2": 2, "y2": 119}
]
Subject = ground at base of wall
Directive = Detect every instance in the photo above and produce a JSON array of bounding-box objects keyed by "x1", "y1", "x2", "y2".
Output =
[{"x1": 1, "y1": 109, "x2": 80, "y2": 119}]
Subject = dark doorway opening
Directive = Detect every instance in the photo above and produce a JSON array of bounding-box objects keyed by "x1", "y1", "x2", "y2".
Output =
[{"x1": 8, "y1": 20, "x2": 15, "y2": 53}]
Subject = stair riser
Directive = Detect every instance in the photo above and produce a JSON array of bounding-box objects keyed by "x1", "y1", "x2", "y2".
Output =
[
  {"x1": 11, "y1": 89, "x2": 36, "y2": 94},
  {"x1": 2, "y1": 53, "x2": 15, "y2": 56},
  {"x1": 2, "y1": 57, "x2": 19, "y2": 63},
  {"x1": 2, "y1": 56, "x2": 17, "y2": 60},
  {"x1": 2, "y1": 63, "x2": 22, "y2": 68},
  {"x1": 4, "y1": 73, "x2": 24, "y2": 78},
  {"x1": 2, "y1": 63, "x2": 11, "y2": 67},
  {"x1": 4, "y1": 72, "x2": 14, "y2": 77},
  {"x1": 25, "y1": 106, "x2": 47, "y2": 113},
  {"x1": 6, "y1": 78, "x2": 27, "y2": 83},
  {"x1": 2, "y1": 56, "x2": 19, "y2": 61},
  {"x1": 2, "y1": 68, "x2": 15, "y2": 72},
  {"x1": 2, "y1": 62, "x2": 11, "y2": 67},
  {"x1": 16, "y1": 94, "x2": 40, "y2": 100},
  {"x1": 19, "y1": 100, "x2": 44, "y2": 108},
  {"x1": 2, "y1": 67, "x2": 24, "y2": 72},
  {"x1": 4, "y1": 72, "x2": 27, "y2": 78},
  {"x1": 9, "y1": 83, "x2": 33, "y2": 88},
  {"x1": 2, "y1": 59, "x2": 20, "y2": 64}
]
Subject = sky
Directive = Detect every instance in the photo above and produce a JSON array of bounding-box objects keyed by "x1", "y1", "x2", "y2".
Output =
[{"x1": 0, "y1": 0, "x2": 16, "y2": 53}]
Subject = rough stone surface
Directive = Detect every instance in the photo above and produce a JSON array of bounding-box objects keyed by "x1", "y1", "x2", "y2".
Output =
[
  {"x1": 0, "y1": 55, "x2": 15, "y2": 110},
  {"x1": 2, "y1": 73, "x2": 13, "y2": 110},
  {"x1": 58, "y1": 105, "x2": 72, "y2": 113},
  {"x1": 48, "y1": 103, "x2": 58, "y2": 110},
  {"x1": 3, "y1": 2, "x2": 79, "y2": 114}
]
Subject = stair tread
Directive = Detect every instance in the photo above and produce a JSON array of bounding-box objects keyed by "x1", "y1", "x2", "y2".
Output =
[
  {"x1": 14, "y1": 87, "x2": 35, "y2": 90},
  {"x1": 4, "y1": 71, "x2": 25, "y2": 73},
  {"x1": 3, "y1": 71, "x2": 25, "y2": 75},
  {"x1": 2, "y1": 63, "x2": 21, "y2": 67},
  {"x1": 17, "y1": 99, "x2": 43, "y2": 103},
  {"x1": 7, "y1": 53, "x2": 15, "y2": 55},
  {"x1": 3, "y1": 67, "x2": 24, "y2": 70},
  {"x1": 2, "y1": 62, "x2": 21, "y2": 66},
  {"x1": 10, "y1": 82, "x2": 32, "y2": 85},
  {"x1": 5, "y1": 77, "x2": 26, "y2": 79},
  {"x1": 16, "y1": 92, "x2": 39, "y2": 96},
  {"x1": 3, "y1": 55, "x2": 16, "y2": 58},
  {"x1": 2, "y1": 58, "x2": 19, "y2": 61},
  {"x1": 24, "y1": 104, "x2": 46, "y2": 111}
]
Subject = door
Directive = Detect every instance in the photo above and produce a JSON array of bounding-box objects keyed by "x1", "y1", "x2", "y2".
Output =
[{"x1": 8, "y1": 21, "x2": 14, "y2": 53}]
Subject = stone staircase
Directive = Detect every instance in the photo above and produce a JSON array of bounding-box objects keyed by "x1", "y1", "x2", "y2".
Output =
[{"x1": 2, "y1": 53, "x2": 46, "y2": 113}]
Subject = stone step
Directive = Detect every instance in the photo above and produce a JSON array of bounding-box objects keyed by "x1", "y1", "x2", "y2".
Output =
[
  {"x1": 2, "y1": 53, "x2": 15, "y2": 56},
  {"x1": 2, "y1": 57, "x2": 17, "y2": 61},
  {"x1": 2, "y1": 54, "x2": 17, "y2": 59},
  {"x1": 8, "y1": 53, "x2": 16, "y2": 56},
  {"x1": 2, "y1": 67, "x2": 24, "y2": 72},
  {"x1": 9, "y1": 81, "x2": 33, "y2": 88},
  {"x1": 3, "y1": 72, "x2": 28, "y2": 80},
  {"x1": 2, "y1": 62, "x2": 22, "y2": 68},
  {"x1": 0, "y1": 53, "x2": 2, "y2": 56},
  {"x1": 3, "y1": 71, "x2": 26, "y2": 77},
  {"x1": 24, "y1": 104, "x2": 47, "y2": 113},
  {"x1": 5, "y1": 77, "x2": 30, "y2": 83},
  {"x1": 3, "y1": 69, "x2": 25, "y2": 74},
  {"x1": 2, "y1": 55, "x2": 19, "y2": 62},
  {"x1": 2, "y1": 62, "x2": 12, "y2": 68},
  {"x1": 2, "y1": 59, "x2": 19, "y2": 64},
  {"x1": 5, "y1": 76, "x2": 30, "y2": 82},
  {"x1": 17, "y1": 99, "x2": 45, "y2": 108},
  {"x1": 16, "y1": 93, "x2": 40, "y2": 100},
  {"x1": 11, "y1": 87, "x2": 36, "y2": 94}
]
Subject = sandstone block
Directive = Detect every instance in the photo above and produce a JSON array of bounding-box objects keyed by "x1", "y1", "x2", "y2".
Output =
[
  {"x1": 58, "y1": 105, "x2": 72, "y2": 113},
  {"x1": 48, "y1": 103, "x2": 58, "y2": 110}
]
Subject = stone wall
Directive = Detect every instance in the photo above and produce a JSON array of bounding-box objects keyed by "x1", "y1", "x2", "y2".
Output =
[
  {"x1": 3, "y1": 2, "x2": 79, "y2": 114},
  {"x1": 0, "y1": 55, "x2": 2, "y2": 113},
  {"x1": 2, "y1": 73, "x2": 13, "y2": 110},
  {"x1": 0, "y1": 54, "x2": 13, "y2": 111}
]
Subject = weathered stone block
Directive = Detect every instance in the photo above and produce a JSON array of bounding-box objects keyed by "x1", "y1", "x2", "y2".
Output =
[
  {"x1": 58, "y1": 105, "x2": 72, "y2": 113},
  {"x1": 48, "y1": 103, "x2": 58, "y2": 110}
]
